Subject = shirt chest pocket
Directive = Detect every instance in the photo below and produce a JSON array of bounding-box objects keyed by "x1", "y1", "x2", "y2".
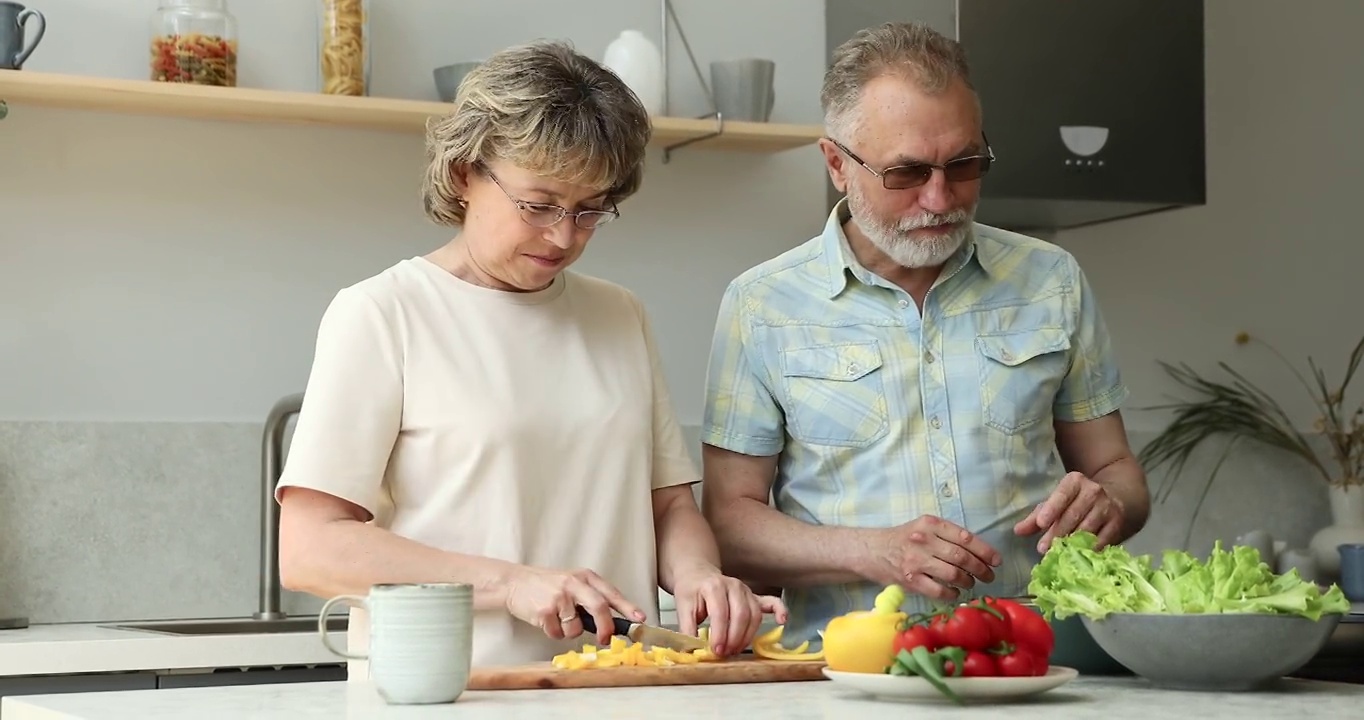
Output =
[
  {"x1": 975, "y1": 328, "x2": 1072, "y2": 435},
  {"x1": 779, "y1": 341, "x2": 890, "y2": 448}
]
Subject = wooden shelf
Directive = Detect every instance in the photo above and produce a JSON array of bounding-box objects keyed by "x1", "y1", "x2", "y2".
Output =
[{"x1": 0, "y1": 70, "x2": 822, "y2": 154}]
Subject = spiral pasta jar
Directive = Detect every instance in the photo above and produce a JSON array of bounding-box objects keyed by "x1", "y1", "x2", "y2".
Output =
[
  {"x1": 318, "y1": 0, "x2": 370, "y2": 96},
  {"x1": 150, "y1": 0, "x2": 238, "y2": 87}
]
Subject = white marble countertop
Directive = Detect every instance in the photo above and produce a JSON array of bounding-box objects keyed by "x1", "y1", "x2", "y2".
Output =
[
  {"x1": 3, "y1": 675, "x2": 1363, "y2": 719},
  {"x1": 0, "y1": 622, "x2": 345, "y2": 677}
]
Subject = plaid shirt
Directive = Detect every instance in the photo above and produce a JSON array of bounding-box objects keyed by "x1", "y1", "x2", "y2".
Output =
[{"x1": 701, "y1": 200, "x2": 1127, "y2": 646}]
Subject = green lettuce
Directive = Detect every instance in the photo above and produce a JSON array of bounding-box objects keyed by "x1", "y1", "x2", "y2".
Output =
[{"x1": 1027, "y1": 531, "x2": 1351, "y2": 621}]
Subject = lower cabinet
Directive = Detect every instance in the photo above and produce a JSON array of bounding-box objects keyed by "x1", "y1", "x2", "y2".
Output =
[
  {"x1": 0, "y1": 664, "x2": 347, "y2": 701},
  {"x1": 156, "y1": 665, "x2": 347, "y2": 689}
]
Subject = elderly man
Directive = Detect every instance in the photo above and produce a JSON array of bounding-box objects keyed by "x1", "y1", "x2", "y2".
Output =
[{"x1": 699, "y1": 21, "x2": 1150, "y2": 646}]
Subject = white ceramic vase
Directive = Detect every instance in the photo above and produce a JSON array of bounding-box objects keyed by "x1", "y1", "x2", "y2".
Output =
[
  {"x1": 1308, "y1": 483, "x2": 1364, "y2": 578},
  {"x1": 603, "y1": 29, "x2": 664, "y2": 115}
]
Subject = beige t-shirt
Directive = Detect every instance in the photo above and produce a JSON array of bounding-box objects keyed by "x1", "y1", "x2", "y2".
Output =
[{"x1": 276, "y1": 256, "x2": 698, "y2": 679}]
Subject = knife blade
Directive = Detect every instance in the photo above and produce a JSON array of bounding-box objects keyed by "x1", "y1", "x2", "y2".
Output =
[{"x1": 575, "y1": 606, "x2": 707, "y2": 652}]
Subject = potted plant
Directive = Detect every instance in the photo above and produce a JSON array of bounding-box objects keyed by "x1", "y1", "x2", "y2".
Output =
[{"x1": 1138, "y1": 332, "x2": 1364, "y2": 574}]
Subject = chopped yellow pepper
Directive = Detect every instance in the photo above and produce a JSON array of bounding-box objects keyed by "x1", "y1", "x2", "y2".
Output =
[
  {"x1": 551, "y1": 638, "x2": 722, "y2": 670},
  {"x1": 550, "y1": 624, "x2": 822, "y2": 669}
]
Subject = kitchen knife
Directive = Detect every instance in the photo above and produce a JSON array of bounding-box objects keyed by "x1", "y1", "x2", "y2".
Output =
[{"x1": 575, "y1": 606, "x2": 707, "y2": 652}]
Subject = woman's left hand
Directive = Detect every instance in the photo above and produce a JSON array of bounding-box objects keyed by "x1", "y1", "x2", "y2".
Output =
[{"x1": 671, "y1": 563, "x2": 787, "y2": 657}]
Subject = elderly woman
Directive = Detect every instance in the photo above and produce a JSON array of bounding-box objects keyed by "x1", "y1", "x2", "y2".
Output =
[{"x1": 275, "y1": 40, "x2": 783, "y2": 674}]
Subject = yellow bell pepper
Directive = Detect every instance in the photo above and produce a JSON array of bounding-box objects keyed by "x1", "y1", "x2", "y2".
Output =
[{"x1": 819, "y1": 584, "x2": 907, "y2": 674}]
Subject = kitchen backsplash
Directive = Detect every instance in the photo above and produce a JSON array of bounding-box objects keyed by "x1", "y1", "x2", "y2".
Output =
[{"x1": 0, "y1": 420, "x2": 1333, "y2": 625}]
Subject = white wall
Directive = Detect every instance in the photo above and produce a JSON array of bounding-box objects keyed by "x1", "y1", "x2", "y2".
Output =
[
  {"x1": 1, "y1": 0, "x2": 829, "y2": 424},
  {"x1": 0, "y1": 0, "x2": 830, "y2": 624}
]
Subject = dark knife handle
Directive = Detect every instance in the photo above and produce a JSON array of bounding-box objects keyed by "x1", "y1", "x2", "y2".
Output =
[{"x1": 575, "y1": 605, "x2": 633, "y2": 637}]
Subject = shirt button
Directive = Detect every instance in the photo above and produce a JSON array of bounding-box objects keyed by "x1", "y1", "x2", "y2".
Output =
[
  {"x1": 898, "y1": 299, "x2": 909, "y2": 309},
  {"x1": 930, "y1": 416, "x2": 942, "y2": 429},
  {"x1": 924, "y1": 350, "x2": 935, "y2": 363},
  {"x1": 1001, "y1": 349, "x2": 1014, "y2": 361},
  {"x1": 847, "y1": 363, "x2": 859, "y2": 375},
  {"x1": 941, "y1": 485, "x2": 955, "y2": 498}
]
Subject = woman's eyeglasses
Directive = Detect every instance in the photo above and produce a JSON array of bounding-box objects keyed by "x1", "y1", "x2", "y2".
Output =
[{"x1": 483, "y1": 169, "x2": 620, "y2": 230}]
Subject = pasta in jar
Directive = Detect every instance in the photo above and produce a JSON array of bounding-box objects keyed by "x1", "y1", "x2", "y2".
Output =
[
  {"x1": 320, "y1": 0, "x2": 369, "y2": 96},
  {"x1": 151, "y1": 33, "x2": 238, "y2": 87}
]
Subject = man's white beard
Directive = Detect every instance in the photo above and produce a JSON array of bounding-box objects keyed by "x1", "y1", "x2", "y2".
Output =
[{"x1": 847, "y1": 182, "x2": 974, "y2": 269}]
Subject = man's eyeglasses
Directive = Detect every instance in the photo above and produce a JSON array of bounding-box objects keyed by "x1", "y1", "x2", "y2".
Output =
[
  {"x1": 483, "y1": 167, "x2": 620, "y2": 230},
  {"x1": 828, "y1": 136, "x2": 995, "y2": 190}
]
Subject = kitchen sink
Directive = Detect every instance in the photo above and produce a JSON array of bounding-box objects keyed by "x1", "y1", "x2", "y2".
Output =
[{"x1": 103, "y1": 616, "x2": 347, "y2": 636}]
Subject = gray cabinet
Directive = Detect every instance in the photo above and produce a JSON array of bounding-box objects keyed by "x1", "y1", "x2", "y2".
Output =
[
  {"x1": 824, "y1": 0, "x2": 1206, "y2": 231},
  {"x1": 0, "y1": 672, "x2": 157, "y2": 699}
]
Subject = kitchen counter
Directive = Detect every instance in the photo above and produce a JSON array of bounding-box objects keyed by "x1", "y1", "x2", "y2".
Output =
[
  {"x1": 4, "y1": 674, "x2": 1364, "y2": 719},
  {"x1": 0, "y1": 622, "x2": 345, "y2": 677},
  {"x1": 0, "y1": 610, "x2": 683, "y2": 679}
]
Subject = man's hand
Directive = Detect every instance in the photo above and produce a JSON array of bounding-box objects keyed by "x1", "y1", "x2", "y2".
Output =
[
  {"x1": 863, "y1": 516, "x2": 1002, "y2": 601},
  {"x1": 1014, "y1": 471, "x2": 1124, "y2": 553},
  {"x1": 670, "y1": 561, "x2": 788, "y2": 657}
]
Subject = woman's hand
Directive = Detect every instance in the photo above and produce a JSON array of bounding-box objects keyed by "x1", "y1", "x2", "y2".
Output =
[
  {"x1": 671, "y1": 562, "x2": 788, "y2": 657},
  {"x1": 504, "y1": 565, "x2": 646, "y2": 645}
]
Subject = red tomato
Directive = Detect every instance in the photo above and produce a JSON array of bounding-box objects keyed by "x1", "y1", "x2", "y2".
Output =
[
  {"x1": 932, "y1": 606, "x2": 994, "y2": 651},
  {"x1": 996, "y1": 647, "x2": 1039, "y2": 677},
  {"x1": 984, "y1": 598, "x2": 1055, "y2": 658},
  {"x1": 891, "y1": 625, "x2": 937, "y2": 656},
  {"x1": 970, "y1": 600, "x2": 1013, "y2": 648},
  {"x1": 944, "y1": 650, "x2": 998, "y2": 677}
]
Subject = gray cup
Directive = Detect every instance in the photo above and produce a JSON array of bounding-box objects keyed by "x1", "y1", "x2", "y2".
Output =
[
  {"x1": 710, "y1": 58, "x2": 775, "y2": 122},
  {"x1": 0, "y1": 1, "x2": 45, "y2": 70},
  {"x1": 433, "y1": 61, "x2": 483, "y2": 103},
  {"x1": 1340, "y1": 543, "x2": 1364, "y2": 602}
]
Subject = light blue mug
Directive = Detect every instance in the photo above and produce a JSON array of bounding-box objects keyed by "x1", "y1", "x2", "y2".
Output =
[{"x1": 0, "y1": 1, "x2": 45, "y2": 70}]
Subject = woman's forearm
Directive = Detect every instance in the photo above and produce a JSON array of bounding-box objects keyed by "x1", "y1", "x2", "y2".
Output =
[
  {"x1": 280, "y1": 517, "x2": 519, "y2": 611},
  {"x1": 653, "y1": 488, "x2": 723, "y2": 593}
]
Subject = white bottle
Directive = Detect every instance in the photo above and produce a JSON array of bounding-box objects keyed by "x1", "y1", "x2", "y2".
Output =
[{"x1": 603, "y1": 30, "x2": 664, "y2": 115}]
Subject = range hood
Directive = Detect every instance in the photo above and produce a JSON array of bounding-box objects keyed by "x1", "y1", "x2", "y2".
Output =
[{"x1": 825, "y1": 0, "x2": 1206, "y2": 232}]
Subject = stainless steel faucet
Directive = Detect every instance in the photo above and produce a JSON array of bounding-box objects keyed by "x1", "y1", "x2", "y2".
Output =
[{"x1": 255, "y1": 392, "x2": 304, "y2": 621}]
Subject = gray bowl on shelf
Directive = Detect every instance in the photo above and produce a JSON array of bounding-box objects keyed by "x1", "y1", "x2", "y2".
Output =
[{"x1": 1080, "y1": 612, "x2": 1344, "y2": 691}]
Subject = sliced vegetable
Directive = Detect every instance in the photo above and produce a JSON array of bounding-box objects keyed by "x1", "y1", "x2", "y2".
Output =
[
  {"x1": 751, "y1": 625, "x2": 824, "y2": 661},
  {"x1": 551, "y1": 636, "x2": 720, "y2": 669}
]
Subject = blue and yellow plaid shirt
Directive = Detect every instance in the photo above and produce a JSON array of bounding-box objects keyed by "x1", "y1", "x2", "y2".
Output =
[{"x1": 701, "y1": 199, "x2": 1128, "y2": 646}]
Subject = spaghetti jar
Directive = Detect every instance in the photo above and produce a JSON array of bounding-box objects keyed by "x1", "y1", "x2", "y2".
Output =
[
  {"x1": 318, "y1": 0, "x2": 370, "y2": 96},
  {"x1": 150, "y1": 0, "x2": 238, "y2": 87}
]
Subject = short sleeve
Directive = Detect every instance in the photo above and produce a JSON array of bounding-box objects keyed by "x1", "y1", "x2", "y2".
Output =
[
  {"x1": 1053, "y1": 257, "x2": 1128, "y2": 423},
  {"x1": 634, "y1": 298, "x2": 699, "y2": 491},
  {"x1": 275, "y1": 287, "x2": 403, "y2": 518},
  {"x1": 700, "y1": 281, "x2": 784, "y2": 456}
]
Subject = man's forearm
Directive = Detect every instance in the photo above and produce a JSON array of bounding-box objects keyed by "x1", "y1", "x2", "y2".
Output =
[
  {"x1": 711, "y1": 497, "x2": 874, "y2": 587},
  {"x1": 1095, "y1": 457, "x2": 1150, "y2": 541},
  {"x1": 654, "y1": 494, "x2": 723, "y2": 594}
]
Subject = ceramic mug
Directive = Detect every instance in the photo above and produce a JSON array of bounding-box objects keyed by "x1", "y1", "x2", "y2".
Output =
[
  {"x1": 0, "y1": 1, "x2": 46, "y2": 70},
  {"x1": 1339, "y1": 544, "x2": 1364, "y2": 602},
  {"x1": 710, "y1": 58, "x2": 776, "y2": 122},
  {"x1": 318, "y1": 583, "x2": 473, "y2": 705}
]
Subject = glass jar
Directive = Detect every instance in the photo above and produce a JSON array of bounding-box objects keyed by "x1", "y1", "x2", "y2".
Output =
[
  {"x1": 150, "y1": 0, "x2": 238, "y2": 87},
  {"x1": 317, "y1": 0, "x2": 370, "y2": 96}
]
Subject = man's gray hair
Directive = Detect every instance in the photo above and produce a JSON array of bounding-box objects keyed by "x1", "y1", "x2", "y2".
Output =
[{"x1": 820, "y1": 22, "x2": 974, "y2": 139}]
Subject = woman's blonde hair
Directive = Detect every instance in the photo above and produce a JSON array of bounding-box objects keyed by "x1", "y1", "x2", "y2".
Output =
[{"x1": 422, "y1": 40, "x2": 653, "y2": 226}]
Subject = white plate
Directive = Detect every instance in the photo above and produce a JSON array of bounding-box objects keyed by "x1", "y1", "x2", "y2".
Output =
[{"x1": 822, "y1": 665, "x2": 1079, "y2": 703}]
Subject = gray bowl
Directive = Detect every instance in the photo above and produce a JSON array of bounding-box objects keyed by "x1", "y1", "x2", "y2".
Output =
[{"x1": 1081, "y1": 612, "x2": 1343, "y2": 691}]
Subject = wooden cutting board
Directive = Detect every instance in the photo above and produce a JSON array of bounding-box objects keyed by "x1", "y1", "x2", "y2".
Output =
[{"x1": 467, "y1": 656, "x2": 828, "y2": 690}]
